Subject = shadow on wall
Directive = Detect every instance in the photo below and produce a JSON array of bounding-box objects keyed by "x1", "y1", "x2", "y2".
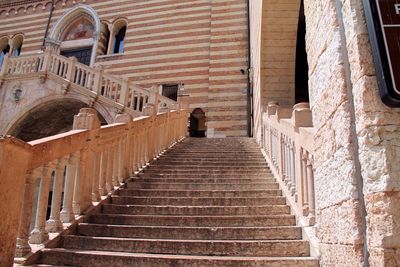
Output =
[
  {"x1": 189, "y1": 108, "x2": 206, "y2": 138},
  {"x1": 8, "y1": 99, "x2": 107, "y2": 142}
]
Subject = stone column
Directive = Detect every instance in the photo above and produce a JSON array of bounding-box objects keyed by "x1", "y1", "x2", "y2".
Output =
[
  {"x1": 30, "y1": 165, "x2": 52, "y2": 244},
  {"x1": 46, "y1": 159, "x2": 65, "y2": 232}
]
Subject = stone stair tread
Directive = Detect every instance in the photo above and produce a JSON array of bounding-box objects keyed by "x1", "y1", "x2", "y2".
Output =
[
  {"x1": 63, "y1": 235, "x2": 307, "y2": 244},
  {"x1": 41, "y1": 248, "x2": 319, "y2": 265},
  {"x1": 61, "y1": 236, "x2": 310, "y2": 257},
  {"x1": 77, "y1": 223, "x2": 302, "y2": 240}
]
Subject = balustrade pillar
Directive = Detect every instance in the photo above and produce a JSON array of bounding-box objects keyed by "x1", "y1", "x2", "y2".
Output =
[
  {"x1": 15, "y1": 172, "x2": 35, "y2": 257},
  {"x1": 307, "y1": 158, "x2": 316, "y2": 225},
  {"x1": 301, "y1": 150, "x2": 309, "y2": 215},
  {"x1": 66, "y1": 57, "x2": 77, "y2": 82},
  {"x1": 60, "y1": 153, "x2": 78, "y2": 223},
  {"x1": 29, "y1": 165, "x2": 52, "y2": 244},
  {"x1": 106, "y1": 145, "x2": 114, "y2": 192},
  {"x1": 46, "y1": 159, "x2": 65, "y2": 232},
  {"x1": 112, "y1": 141, "x2": 119, "y2": 186},
  {"x1": 91, "y1": 151, "x2": 101, "y2": 202},
  {"x1": 99, "y1": 149, "x2": 108, "y2": 196}
]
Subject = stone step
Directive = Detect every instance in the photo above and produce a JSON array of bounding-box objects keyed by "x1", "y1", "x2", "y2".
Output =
[
  {"x1": 101, "y1": 204, "x2": 290, "y2": 216},
  {"x1": 131, "y1": 178, "x2": 276, "y2": 184},
  {"x1": 136, "y1": 173, "x2": 274, "y2": 179},
  {"x1": 117, "y1": 189, "x2": 283, "y2": 197},
  {"x1": 89, "y1": 214, "x2": 296, "y2": 227},
  {"x1": 110, "y1": 196, "x2": 287, "y2": 206},
  {"x1": 61, "y1": 236, "x2": 311, "y2": 257},
  {"x1": 126, "y1": 182, "x2": 280, "y2": 190},
  {"x1": 77, "y1": 224, "x2": 302, "y2": 240},
  {"x1": 150, "y1": 162, "x2": 269, "y2": 167},
  {"x1": 143, "y1": 171, "x2": 271, "y2": 177},
  {"x1": 144, "y1": 166, "x2": 271, "y2": 171},
  {"x1": 40, "y1": 249, "x2": 319, "y2": 267}
]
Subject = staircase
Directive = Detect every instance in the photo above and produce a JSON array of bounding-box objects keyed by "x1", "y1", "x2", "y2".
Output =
[{"x1": 36, "y1": 138, "x2": 318, "y2": 266}]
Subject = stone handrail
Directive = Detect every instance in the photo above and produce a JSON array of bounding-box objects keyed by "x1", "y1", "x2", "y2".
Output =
[
  {"x1": 0, "y1": 108, "x2": 187, "y2": 266},
  {"x1": 261, "y1": 102, "x2": 316, "y2": 226},
  {"x1": 0, "y1": 51, "x2": 178, "y2": 116}
]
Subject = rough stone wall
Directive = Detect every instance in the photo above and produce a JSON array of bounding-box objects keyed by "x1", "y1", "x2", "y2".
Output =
[
  {"x1": 304, "y1": 0, "x2": 366, "y2": 265},
  {"x1": 242, "y1": 0, "x2": 400, "y2": 266},
  {"x1": 339, "y1": 0, "x2": 400, "y2": 266}
]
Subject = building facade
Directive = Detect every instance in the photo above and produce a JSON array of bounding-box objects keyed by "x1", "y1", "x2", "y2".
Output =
[
  {"x1": 0, "y1": 0, "x2": 400, "y2": 266},
  {"x1": 0, "y1": 0, "x2": 250, "y2": 138}
]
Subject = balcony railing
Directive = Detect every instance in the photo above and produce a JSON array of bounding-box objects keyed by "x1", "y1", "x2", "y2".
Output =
[
  {"x1": 0, "y1": 108, "x2": 187, "y2": 265},
  {"x1": 0, "y1": 51, "x2": 177, "y2": 116},
  {"x1": 261, "y1": 102, "x2": 316, "y2": 226}
]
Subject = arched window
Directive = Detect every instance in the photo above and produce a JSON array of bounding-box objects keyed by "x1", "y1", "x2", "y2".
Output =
[
  {"x1": 59, "y1": 16, "x2": 95, "y2": 66},
  {"x1": 12, "y1": 35, "x2": 23, "y2": 57},
  {"x1": 109, "y1": 19, "x2": 127, "y2": 55},
  {"x1": 113, "y1": 26, "x2": 126, "y2": 54},
  {"x1": 98, "y1": 22, "x2": 110, "y2": 56},
  {"x1": 0, "y1": 37, "x2": 10, "y2": 67}
]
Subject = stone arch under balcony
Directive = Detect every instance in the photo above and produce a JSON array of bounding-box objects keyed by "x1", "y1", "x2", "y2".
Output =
[{"x1": 5, "y1": 97, "x2": 108, "y2": 142}]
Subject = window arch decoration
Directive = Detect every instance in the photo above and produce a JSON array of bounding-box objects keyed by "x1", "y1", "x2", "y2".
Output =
[
  {"x1": 11, "y1": 34, "x2": 24, "y2": 57},
  {"x1": 108, "y1": 18, "x2": 127, "y2": 55},
  {"x1": 98, "y1": 21, "x2": 110, "y2": 56},
  {"x1": 47, "y1": 4, "x2": 100, "y2": 66}
]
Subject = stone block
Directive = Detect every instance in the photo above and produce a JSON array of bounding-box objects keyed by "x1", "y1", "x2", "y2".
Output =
[{"x1": 319, "y1": 243, "x2": 363, "y2": 267}]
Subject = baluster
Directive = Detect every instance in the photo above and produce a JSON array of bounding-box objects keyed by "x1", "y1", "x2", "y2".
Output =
[
  {"x1": 112, "y1": 141, "x2": 119, "y2": 187},
  {"x1": 106, "y1": 145, "x2": 114, "y2": 192},
  {"x1": 66, "y1": 57, "x2": 77, "y2": 81},
  {"x1": 15, "y1": 171, "x2": 35, "y2": 257},
  {"x1": 301, "y1": 149, "x2": 309, "y2": 215},
  {"x1": 91, "y1": 150, "x2": 101, "y2": 202},
  {"x1": 94, "y1": 65, "x2": 104, "y2": 95},
  {"x1": 99, "y1": 148, "x2": 108, "y2": 196},
  {"x1": 60, "y1": 153, "x2": 78, "y2": 223},
  {"x1": 307, "y1": 156, "x2": 316, "y2": 225},
  {"x1": 46, "y1": 159, "x2": 66, "y2": 232},
  {"x1": 29, "y1": 164, "x2": 52, "y2": 244}
]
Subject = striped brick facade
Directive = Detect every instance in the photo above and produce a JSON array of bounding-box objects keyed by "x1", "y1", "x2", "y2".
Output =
[{"x1": 0, "y1": 0, "x2": 249, "y2": 137}]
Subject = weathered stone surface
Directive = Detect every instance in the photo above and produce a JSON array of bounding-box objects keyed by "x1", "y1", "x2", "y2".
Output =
[{"x1": 319, "y1": 243, "x2": 364, "y2": 267}]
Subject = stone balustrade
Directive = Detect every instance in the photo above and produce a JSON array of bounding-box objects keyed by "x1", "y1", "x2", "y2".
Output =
[
  {"x1": 0, "y1": 51, "x2": 177, "y2": 116},
  {"x1": 0, "y1": 108, "x2": 187, "y2": 266},
  {"x1": 261, "y1": 102, "x2": 316, "y2": 226}
]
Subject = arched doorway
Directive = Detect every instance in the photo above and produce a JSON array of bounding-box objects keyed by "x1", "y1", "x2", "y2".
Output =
[
  {"x1": 47, "y1": 5, "x2": 100, "y2": 66},
  {"x1": 8, "y1": 99, "x2": 106, "y2": 142},
  {"x1": 260, "y1": 0, "x2": 310, "y2": 107},
  {"x1": 189, "y1": 108, "x2": 206, "y2": 137}
]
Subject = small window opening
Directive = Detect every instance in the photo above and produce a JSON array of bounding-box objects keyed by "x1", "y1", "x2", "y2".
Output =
[
  {"x1": 0, "y1": 44, "x2": 10, "y2": 67},
  {"x1": 113, "y1": 26, "x2": 126, "y2": 54},
  {"x1": 162, "y1": 84, "x2": 179, "y2": 101}
]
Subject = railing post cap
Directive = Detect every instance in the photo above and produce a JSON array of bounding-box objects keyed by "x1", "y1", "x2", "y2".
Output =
[
  {"x1": 267, "y1": 101, "x2": 279, "y2": 107},
  {"x1": 293, "y1": 102, "x2": 310, "y2": 111}
]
